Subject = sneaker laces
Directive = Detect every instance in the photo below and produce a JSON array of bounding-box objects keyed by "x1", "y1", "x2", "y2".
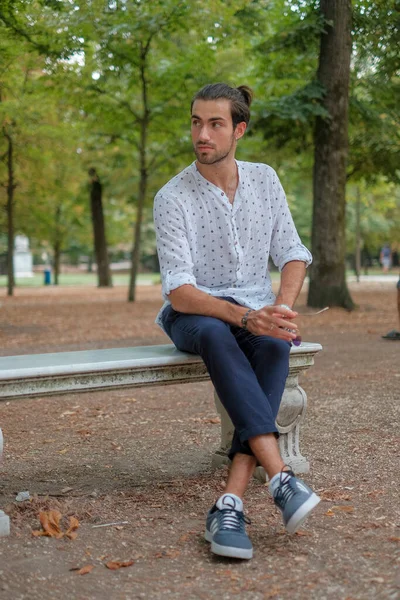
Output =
[
  {"x1": 217, "y1": 508, "x2": 251, "y2": 532},
  {"x1": 274, "y1": 470, "x2": 296, "y2": 507}
]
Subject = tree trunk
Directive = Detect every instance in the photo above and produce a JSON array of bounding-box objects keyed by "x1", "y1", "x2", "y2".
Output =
[
  {"x1": 307, "y1": 0, "x2": 354, "y2": 309},
  {"x1": 89, "y1": 168, "x2": 112, "y2": 288},
  {"x1": 3, "y1": 126, "x2": 16, "y2": 297},
  {"x1": 128, "y1": 163, "x2": 147, "y2": 302},
  {"x1": 52, "y1": 203, "x2": 62, "y2": 285},
  {"x1": 53, "y1": 240, "x2": 61, "y2": 285},
  {"x1": 128, "y1": 48, "x2": 149, "y2": 302}
]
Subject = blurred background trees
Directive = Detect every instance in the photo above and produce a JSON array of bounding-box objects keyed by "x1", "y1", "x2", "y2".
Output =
[{"x1": 1, "y1": 0, "x2": 398, "y2": 304}]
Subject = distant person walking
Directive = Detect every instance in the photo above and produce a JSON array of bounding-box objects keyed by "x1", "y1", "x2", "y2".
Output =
[{"x1": 380, "y1": 244, "x2": 392, "y2": 273}]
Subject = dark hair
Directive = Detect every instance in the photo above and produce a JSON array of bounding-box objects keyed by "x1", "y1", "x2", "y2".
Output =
[{"x1": 191, "y1": 83, "x2": 253, "y2": 127}]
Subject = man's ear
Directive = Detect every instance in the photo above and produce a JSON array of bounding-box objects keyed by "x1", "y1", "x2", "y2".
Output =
[{"x1": 234, "y1": 122, "x2": 247, "y2": 140}]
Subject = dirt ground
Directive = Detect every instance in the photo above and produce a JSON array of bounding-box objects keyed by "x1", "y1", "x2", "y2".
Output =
[{"x1": 0, "y1": 281, "x2": 399, "y2": 600}]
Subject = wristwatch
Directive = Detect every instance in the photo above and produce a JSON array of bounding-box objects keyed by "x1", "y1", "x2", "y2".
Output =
[{"x1": 241, "y1": 308, "x2": 253, "y2": 330}]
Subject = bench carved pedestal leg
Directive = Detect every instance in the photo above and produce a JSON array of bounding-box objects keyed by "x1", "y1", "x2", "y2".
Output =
[{"x1": 211, "y1": 371, "x2": 310, "y2": 483}]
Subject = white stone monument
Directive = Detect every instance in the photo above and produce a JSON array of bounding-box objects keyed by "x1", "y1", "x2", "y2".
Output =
[{"x1": 13, "y1": 235, "x2": 33, "y2": 278}]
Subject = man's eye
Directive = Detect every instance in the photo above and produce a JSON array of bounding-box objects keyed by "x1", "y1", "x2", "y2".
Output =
[
  {"x1": 213, "y1": 122, "x2": 222, "y2": 128},
  {"x1": 192, "y1": 121, "x2": 200, "y2": 127}
]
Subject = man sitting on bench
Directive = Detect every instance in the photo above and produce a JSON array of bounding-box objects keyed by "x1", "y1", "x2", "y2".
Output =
[{"x1": 153, "y1": 83, "x2": 320, "y2": 560}]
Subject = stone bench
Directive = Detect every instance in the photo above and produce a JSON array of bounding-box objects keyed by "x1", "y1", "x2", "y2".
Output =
[{"x1": 0, "y1": 342, "x2": 321, "y2": 478}]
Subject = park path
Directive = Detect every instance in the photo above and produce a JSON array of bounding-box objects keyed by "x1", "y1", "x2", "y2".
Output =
[{"x1": 0, "y1": 281, "x2": 399, "y2": 600}]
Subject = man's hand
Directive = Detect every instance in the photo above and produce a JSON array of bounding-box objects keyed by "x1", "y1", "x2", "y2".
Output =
[{"x1": 246, "y1": 305, "x2": 299, "y2": 342}]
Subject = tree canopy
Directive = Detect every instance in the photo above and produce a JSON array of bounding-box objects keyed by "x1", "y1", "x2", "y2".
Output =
[{"x1": 1, "y1": 0, "x2": 399, "y2": 300}]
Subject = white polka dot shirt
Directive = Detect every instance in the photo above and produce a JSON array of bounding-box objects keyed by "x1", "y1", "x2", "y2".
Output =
[{"x1": 154, "y1": 160, "x2": 312, "y2": 328}]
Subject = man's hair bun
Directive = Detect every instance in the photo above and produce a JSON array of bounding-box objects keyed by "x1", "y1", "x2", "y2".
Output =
[{"x1": 237, "y1": 86, "x2": 254, "y2": 108}]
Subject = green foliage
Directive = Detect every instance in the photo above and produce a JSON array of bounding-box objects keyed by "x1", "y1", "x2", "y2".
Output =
[
  {"x1": 1, "y1": 0, "x2": 399, "y2": 271},
  {"x1": 346, "y1": 180, "x2": 400, "y2": 255}
]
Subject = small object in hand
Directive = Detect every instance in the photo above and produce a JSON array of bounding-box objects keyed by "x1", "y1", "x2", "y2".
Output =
[
  {"x1": 278, "y1": 303, "x2": 292, "y2": 312},
  {"x1": 292, "y1": 336, "x2": 302, "y2": 347},
  {"x1": 301, "y1": 307, "x2": 329, "y2": 316}
]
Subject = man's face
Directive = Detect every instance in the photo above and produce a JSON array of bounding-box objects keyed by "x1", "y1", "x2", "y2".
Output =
[{"x1": 191, "y1": 99, "x2": 244, "y2": 165}]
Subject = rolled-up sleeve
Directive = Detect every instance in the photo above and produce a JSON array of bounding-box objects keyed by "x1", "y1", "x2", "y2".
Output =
[
  {"x1": 269, "y1": 174, "x2": 312, "y2": 271},
  {"x1": 153, "y1": 192, "x2": 197, "y2": 299}
]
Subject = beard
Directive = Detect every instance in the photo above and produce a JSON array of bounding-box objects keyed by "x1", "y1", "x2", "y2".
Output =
[{"x1": 193, "y1": 134, "x2": 236, "y2": 165}]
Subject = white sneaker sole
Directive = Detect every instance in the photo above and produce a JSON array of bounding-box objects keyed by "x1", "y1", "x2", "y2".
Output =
[
  {"x1": 285, "y1": 493, "x2": 321, "y2": 534},
  {"x1": 204, "y1": 529, "x2": 253, "y2": 559},
  {"x1": 211, "y1": 540, "x2": 253, "y2": 560}
]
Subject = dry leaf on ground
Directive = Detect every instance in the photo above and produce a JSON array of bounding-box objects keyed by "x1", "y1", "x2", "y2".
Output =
[
  {"x1": 32, "y1": 510, "x2": 63, "y2": 538},
  {"x1": 319, "y1": 489, "x2": 352, "y2": 502},
  {"x1": 77, "y1": 565, "x2": 94, "y2": 575},
  {"x1": 105, "y1": 560, "x2": 134, "y2": 570},
  {"x1": 65, "y1": 516, "x2": 80, "y2": 540},
  {"x1": 32, "y1": 510, "x2": 80, "y2": 539}
]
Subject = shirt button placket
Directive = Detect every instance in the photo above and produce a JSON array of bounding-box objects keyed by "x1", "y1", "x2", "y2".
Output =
[{"x1": 232, "y1": 219, "x2": 241, "y2": 287}]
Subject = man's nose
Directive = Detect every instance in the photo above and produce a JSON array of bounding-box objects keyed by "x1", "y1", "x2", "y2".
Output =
[{"x1": 198, "y1": 125, "x2": 211, "y2": 141}]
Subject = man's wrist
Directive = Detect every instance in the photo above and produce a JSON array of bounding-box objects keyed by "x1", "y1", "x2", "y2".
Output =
[{"x1": 241, "y1": 308, "x2": 254, "y2": 330}]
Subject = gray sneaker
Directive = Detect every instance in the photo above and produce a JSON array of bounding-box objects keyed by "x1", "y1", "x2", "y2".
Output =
[
  {"x1": 273, "y1": 470, "x2": 320, "y2": 533},
  {"x1": 205, "y1": 494, "x2": 253, "y2": 560}
]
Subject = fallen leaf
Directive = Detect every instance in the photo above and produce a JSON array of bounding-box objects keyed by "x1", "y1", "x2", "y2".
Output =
[
  {"x1": 388, "y1": 536, "x2": 400, "y2": 543},
  {"x1": 32, "y1": 511, "x2": 79, "y2": 540},
  {"x1": 295, "y1": 530, "x2": 311, "y2": 536},
  {"x1": 77, "y1": 565, "x2": 94, "y2": 575},
  {"x1": 367, "y1": 489, "x2": 385, "y2": 498},
  {"x1": 58, "y1": 449, "x2": 69, "y2": 455},
  {"x1": 331, "y1": 505, "x2": 354, "y2": 513},
  {"x1": 204, "y1": 417, "x2": 220, "y2": 424},
  {"x1": 32, "y1": 510, "x2": 63, "y2": 538},
  {"x1": 105, "y1": 560, "x2": 134, "y2": 570},
  {"x1": 319, "y1": 490, "x2": 352, "y2": 502},
  {"x1": 370, "y1": 577, "x2": 384, "y2": 583},
  {"x1": 65, "y1": 516, "x2": 80, "y2": 540}
]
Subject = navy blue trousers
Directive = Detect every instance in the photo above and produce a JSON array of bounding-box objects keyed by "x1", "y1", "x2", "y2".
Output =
[{"x1": 161, "y1": 298, "x2": 290, "y2": 460}]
